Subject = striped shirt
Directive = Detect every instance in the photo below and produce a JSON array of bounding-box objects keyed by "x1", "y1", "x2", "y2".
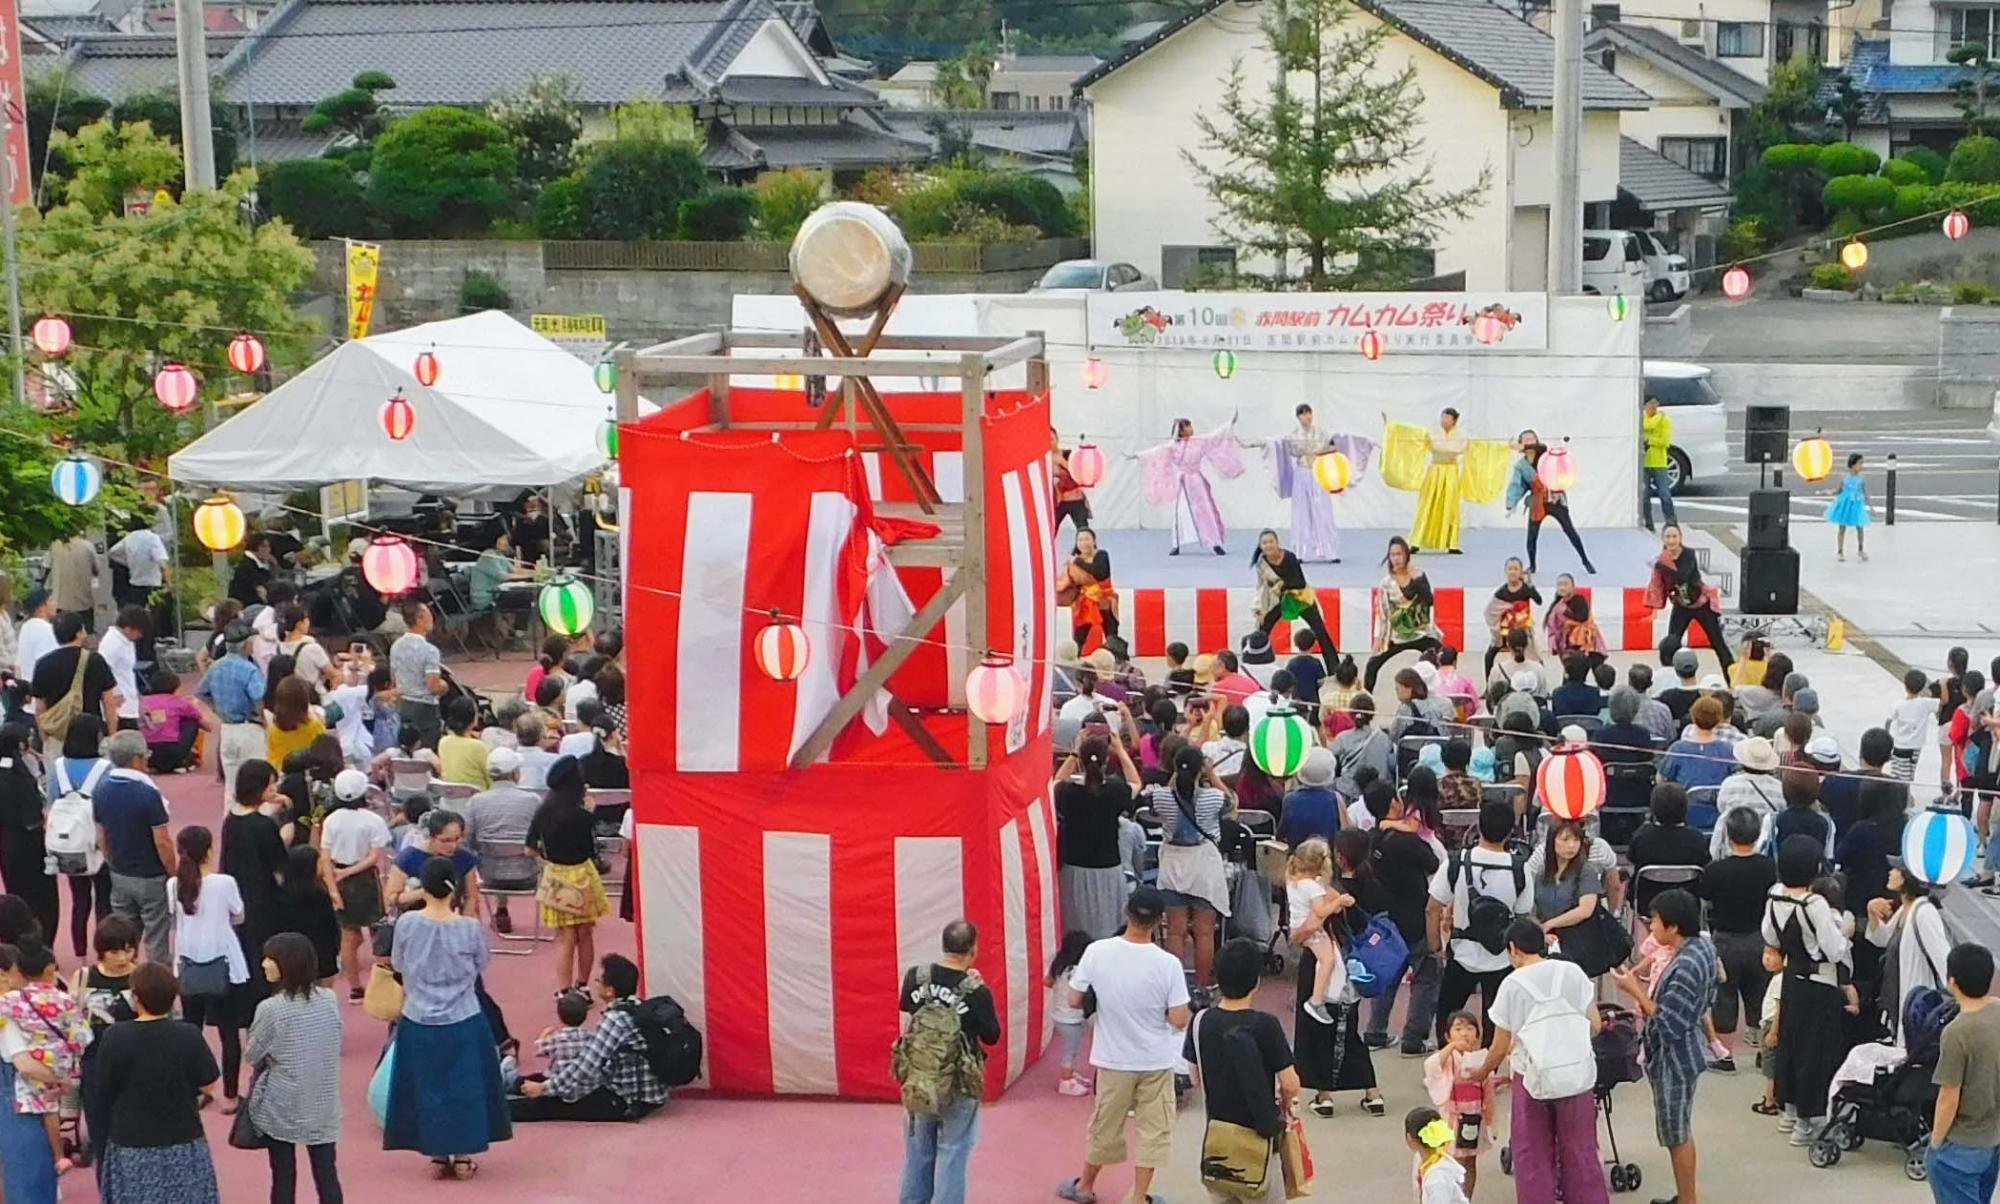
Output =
[
  {"x1": 245, "y1": 988, "x2": 343, "y2": 1146},
  {"x1": 1643, "y1": 934, "x2": 1718, "y2": 1083}
]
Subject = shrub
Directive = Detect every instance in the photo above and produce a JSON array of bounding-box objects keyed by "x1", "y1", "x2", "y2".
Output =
[
  {"x1": 1822, "y1": 173, "x2": 1896, "y2": 214},
  {"x1": 1809, "y1": 262, "x2": 1856, "y2": 290},
  {"x1": 1817, "y1": 141, "x2": 1881, "y2": 178},
  {"x1": 581, "y1": 140, "x2": 708, "y2": 240},
  {"x1": 1762, "y1": 143, "x2": 1822, "y2": 171},
  {"x1": 1879, "y1": 157, "x2": 1929, "y2": 186},
  {"x1": 1898, "y1": 145, "x2": 1950, "y2": 184},
  {"x1": 1948, "y1": 134, "x2": 2000, "y2": 183},
  {"x1": 1890, "y1": 182, "x2": 1933, "y2": 223},
  {"x1": 953, "y1": 172, "x2": 1076, "y2": 237},
  {"x1": 264, "y1": 157, "x2": 366, "y2": 239},
  {"x1": 1884, "y1": 279, "x2": 1951, "y2": 304},
  {"x1": 1719, "y1": 216, "x2": 1768, "y2": 260},
  {"x1": 458, "y1": 269, "x2": 511, "y2": 312},
  {"x1": 677, "y1": 185, "x2": 756, "y2": 240},
  {"x1": 366, "y1": 106, "x2": 517, "y2": 236},
  {"x1": 534, "y1": 174, "x2": 587, "y2": 239},
  {"x1": 1828, "y1": 210, "x2": 1868, "y2": 237},
  {"x1": 752, "y1": 168, "x2": 826, "y2": 240},
  {"x1": 1952, "y1": 280, "x2": 1998, "y2": 304}
]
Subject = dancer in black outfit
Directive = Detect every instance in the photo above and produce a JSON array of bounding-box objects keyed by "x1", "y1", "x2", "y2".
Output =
[
  {"x1": 1520, "y1": 442, "x2": 1596, "y2": 574},
  {"x1": 1652, "y1": 524, "x2": 1734, "y2": 678},
  {"x1": 1364, "y1": 537, "x2": 1443, "y2": 694},
  {"x1": 1482, "y1": 557, "x2": 1542, "y2": 680},
  {"x1": 1250, "y1": 530, "x2": 1339, "y2": 674}
]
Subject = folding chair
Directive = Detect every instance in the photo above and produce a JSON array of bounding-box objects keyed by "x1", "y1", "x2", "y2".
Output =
[
  {"x1": 1555, "y1": 714, "x2": 1606, "y2": 738},
  {"x1": 1234, "y1": 809, "x2": 1277, "y2": 840},
  {"x1": 386, "y1": 758, "x2": 434, "y2": 803},
  {"x1": 1440, "y1": 807, "x2": 1481, "y2": 849},
  {"x1": 1601, "y1": 762, "x2": 1659, "y2": 848},
  {"x1": 1685, "y1": 785, "x2": 1721, "y2": 835},
  {"x1": 474, "y1": 838, "x2": 548, "y2": 953},
  {"x1": 1628, "y1": 863, "x2": 1706, "y2": 937},
  {"x1": 431, "y1": 575, "x2": 499, "y2": 660},
  {"x1": 430, "y1": 781, "x2": 477, "y2": 807},
  {"x1": 588, "y1": 788, "x2": 631, "y2": 839}
]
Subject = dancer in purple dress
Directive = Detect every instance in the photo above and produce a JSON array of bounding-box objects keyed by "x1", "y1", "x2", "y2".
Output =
[
  {"x1": 1262, "y1": 404, "x2": 1377, "y2": 564},
  {"x1": 1135, "y1": 418, "x2": 1246, "y2": 556}
]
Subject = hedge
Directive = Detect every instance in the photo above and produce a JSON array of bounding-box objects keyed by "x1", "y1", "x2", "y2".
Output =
[
  {"x1": 1898, "y1": 146, "x2": 1949, "y2": 185},
  {"x1": 1883, "y1": 182, "x2": 2000, "y2": 233},
  {"x1": 1879, "y1": 158, "x2": 1928, "y2": 187},
  {"x1": 1762, "y1": 143, "x2": 1821, "y2": 171},
  {"x1": 1822, "y1": 173, "x2": 1896, "y2": 213},
  {"x1": 1949, "y1": 135, "x2": 2000, "y2": 183},
  {"x1": 1818, "y1": 141, "x2": 1881, "y2": 178},
  {"x1": 677, "y1": 186, "x2": 756, "y2": 240}
]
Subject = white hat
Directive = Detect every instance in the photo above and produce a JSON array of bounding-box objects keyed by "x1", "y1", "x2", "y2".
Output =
[
  {"x1": 486, "y1": 746, "x2": 523, "y2": 777},
  {"x1": 1510, "y1": 669, "x2": 1539, "y2": 693},
  {"x1": 1295, "y1": 746, "x2": 1337, "y2": 788},
  {"x1": 1805, "y1": 734, "x2": 1841, "y2": 765},
  {"x1": 1560, "y1": 724, "x2": 1588, "y2": 745},
  {"x1": 1414, "y1": 661, "x2": 1438, "y2": 684},
  {"x1": 1698, "y1": 674, "x2": 1728, "y2": 691},
  {"x1": 333, "y1": 769, "x2": 370, "y2": 802}
]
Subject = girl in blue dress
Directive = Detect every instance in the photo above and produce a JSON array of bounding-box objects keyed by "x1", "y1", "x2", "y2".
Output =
[{"x1": 1827, "y1": 452, "x2": 1871, "y2": 561}]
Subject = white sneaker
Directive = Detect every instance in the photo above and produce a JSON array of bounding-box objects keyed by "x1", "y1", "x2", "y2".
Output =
[
  {"x1": 1304, "y1": 1001, "x2": 1335, "y2": 1025},
  {"x1": 1789, "y1": 1120, "x2": 1823, "y2": 1147},
  {"x1": 1777, "y1": 1111, "x2": 1797, "y2": 1134}
]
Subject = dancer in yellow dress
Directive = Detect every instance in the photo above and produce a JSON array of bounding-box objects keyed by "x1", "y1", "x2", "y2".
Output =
[{"x1": 1381, "y1": 409, "x2": 1513, "y2": 554}]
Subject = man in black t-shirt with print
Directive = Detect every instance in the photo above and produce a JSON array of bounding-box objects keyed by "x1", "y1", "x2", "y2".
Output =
[{"x1": 1186, "y1": 938, "x2": 1298, "y2": 1202}]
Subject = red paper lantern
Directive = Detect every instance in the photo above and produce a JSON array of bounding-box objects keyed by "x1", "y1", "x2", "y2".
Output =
[
  {"x1": 227, "y1": 332, "x2": 266, "y2": 374},
  {"x1": 361, "y1": 536, "x2": 419, "y2": 597},
  {"x1": 1471, "y1": 312, "x2": 1507, "y2": 345},
  {"x1": 1081, "y1": 358, "x2": 1108, "y2": 390},
  {"x1": 1721, "y1": 265, "x2": 1751, "y2": 300},
  {"x1": 1945, "y1": 209, "x2": 1972, "y2": 240},
  {"x1": 1536, "y1": 745, "x2": 1607, "y2": 821},
  {"x1": 754, "y1": 619, "x2": 811, "y2": 681},
  {"x1": 1068, "y1": 442, "x2": 1105, "y2": 489},
  {"x1": 413, "y1": 350, "x2": 440, "y2": 387},
  {"x1": 153, "y1": 362, "x2": 198, "y2": 412},
  {"x1": 1358, "y1": 330, "x2": 1385, "y2": 360},
  {"x1": 381, "y1": 391, "x2": 416, "y2": 441},
  {"x1": 30, "y1": 315, "x2": 70, "y2": 357},
  {"x1": 966, "y1": 654, "x2": 1027, "y2": 724}
]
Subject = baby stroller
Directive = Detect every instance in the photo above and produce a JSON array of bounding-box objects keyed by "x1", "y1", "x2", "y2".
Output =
[
  {"x1": 1810, "y1": 988, "x2": 1957, "y2": 1181},
  {"x1": 1499, "y1": 1002, "x2": 1648, "y2": 1193}
]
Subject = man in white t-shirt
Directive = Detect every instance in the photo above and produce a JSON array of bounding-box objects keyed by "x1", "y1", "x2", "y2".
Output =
[
  {"x1": 108, "y1": 523, "x2": 170, "y2": 606},
  {"x1": 1058, "y1": 887, "x2": 1190, "y2": 1204},
  {"x1": 1477, "y1": 919, "x2": 1607, "y2": 1204},
  {"x1": 97, "y1": 606, "x2": 149, "y2": 731},
  {"x1": 1425, "y1": 799, "x2": 1533, "y2": 1048},
  {"x1": 13, "y1": 588, "x2": 57, "y2": 686}
]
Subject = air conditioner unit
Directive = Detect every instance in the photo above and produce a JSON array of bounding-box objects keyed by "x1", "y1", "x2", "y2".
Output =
[{"x1": 1679, "y1": 18, "x2": 1703, "y2": 40}]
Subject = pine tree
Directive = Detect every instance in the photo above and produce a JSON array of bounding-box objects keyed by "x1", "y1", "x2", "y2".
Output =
[{"x1": 1184, "y1": 0, "x2": 1488, "y2": 289}]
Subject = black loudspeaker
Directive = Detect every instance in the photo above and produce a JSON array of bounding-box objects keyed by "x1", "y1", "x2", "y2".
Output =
[
  {"x1": 1740, "y1": 547, "x2": 1801, "y2": 615},
  {"x1": 1747, "y1": 488, "x2": 1791, "y2": 550},
  {"x1": 1745, "y1": 405, "x2": 1790, "y2": 464}
]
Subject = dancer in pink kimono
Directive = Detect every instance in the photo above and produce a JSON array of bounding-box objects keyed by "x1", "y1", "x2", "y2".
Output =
[
  {"x1": 1135, "y1": 418, "x2": 1246, "y2": 556},
  {"x1": 1261, "y1": 403, "x2": 1376, "y2": 563}
]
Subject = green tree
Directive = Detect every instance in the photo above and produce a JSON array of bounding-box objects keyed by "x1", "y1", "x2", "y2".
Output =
[
  {"x1": 1898, "y1": 145, "x2": 1950, "y2": 184},
  {"x1": 48, "y1": 119, "x2": 184, "y2": 216},
  {"x1": 534, "y1": 174, "x2": 588, "y2": 238},
  {"x1": 677, "y1": 186, "x2": 756, "y2": 240},
  {"x1": 17, "y1": 164, "x2": 317, "y2": 461},
  {"x1": 366, "y1": 106, "x2": 517, "y2": 235},
  {"x1": 0, "y1": 404, "x2": 143, "y2": 557},
  {"x1": 301, "y1": 71, "x2": 397, "y2": 143},
  {"x1": 582, "y1": 141, "x2": 707, "y2": 239},
  {"x1": 1741, "y1": 53, "x2": 1822, "y2": 157},
  {"x1": 606, "y1": 101, "x2": 702, "y2": 147},
  {"x1": 486, "y1": 72, "x2": 584, "y2": 190},
  {"x1": 109, "y1": 93, "x2": 241, "y2": 179},
  {"x1": 751, "y1": 167, "x2": 827, "y2": 240},
  {"x1": 1948, "y1": 133, "x2": 2000, "y2": 182},
  {"x1": 1183, "y1": 0, "x2": 1486, "y2": 288},
  {"x1": 1951, "y1": 43, "x2": 2000, "y2": 136},
  {"x1": 25, "y1": 71, "x2": 111, "y2": 196},
  {"x1": 933, "y1": 44, "x2": 995, "y2": 107},
  {"x1": 264, "y1": 157, "x2": 368, "y2": 238},
  {"x1": 1828, "y1": 76, "x2": 1865, "y2": 142}
]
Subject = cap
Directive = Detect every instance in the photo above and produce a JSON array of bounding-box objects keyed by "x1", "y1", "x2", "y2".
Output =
[
  {"x1": 1510, "y1": 669, "x2": 1539, "y2": 694},
  {"x1": 1126, "y1": 886, "x2": 1167, "y2": 921},
  {"x1": 1193, "y1": 653, "x2": 1217, "y2": 686},
  {"x1": 333, "y1": 769, "x2": 370, "y2": 801},
  {"x1": 1805, "y1": 734, "x2": 1841, "y2": 764},
  {"x1": 486, "y1": 746, "x2": 523, "y2": 777},
  {"x1": 1085, "y1": 647, "x2": 1118, "y2": 674},
  {"x1": 1560, "y1": 724, "x2": 1588, "y2": 745},
  {"x1": 1414, "y1": 661, "x2": 1438, "y2": 684},
  {"x1": 1672, "y1": 649, "x2": 1700, "y2": 676},
  {"x1": 1698, "y1": 674, "x2": 1727, "y2": 691}
]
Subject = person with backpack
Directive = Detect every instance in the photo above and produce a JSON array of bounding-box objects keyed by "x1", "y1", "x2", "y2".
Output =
[
  {"x1": 1930, "y1": 942, "x2": 2000, "y2": 1202},
  {"x1": 1426, "y1": 801, "x2": 1533, "y2": 1047},
  {"x1": 513, "y1": 953, "x2": 671, "y2": 1122},
  {"x1": 1473, "y1": 919, "x2": 1607, "y2": 1204},
  {"x1": 1142, "y1": 745, "x2": 1235, "y2": 990},
  {"x1": 893, "y1": 919, "x2": 999, "y2": 1203},
  {"x1": 1761, "y1": 835, "x2": 1853, "y2": 1149},
  {"x1": 1610, "y1": 888, "x2": 1718, "y2": 1204},
  {"x1": 43, "y1": 714, "x2": 114, "y2": 959}
]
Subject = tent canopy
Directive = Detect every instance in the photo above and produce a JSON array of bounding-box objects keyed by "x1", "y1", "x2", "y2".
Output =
[{"x1": 168, "y1": 311, "x2": 622, "y2": 494}]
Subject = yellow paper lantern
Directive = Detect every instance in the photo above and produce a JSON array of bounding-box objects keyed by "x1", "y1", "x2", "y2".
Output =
[
  {"x1": 1312, "y1": 451, "x2": 1352, "y2": 494},
  {"x1": 1793, "y1": 435, "x2": 1834, "y2": 482},
  {"x1": 193, "y1": 493, "x2": 246, "y2": 552},
  {"x1": 1840, "y1": 240, "x2": 1869, "y2": 271}
]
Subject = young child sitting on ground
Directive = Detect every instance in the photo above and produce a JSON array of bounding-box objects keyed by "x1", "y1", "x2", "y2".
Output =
[
  {"x1": 2, "y1": 937, "x2": 91, "y2": 1172},
  {"x1": 1422, "y1": 1012, "x2": 1494, "y2": 1198},
  {"x1": 505, "y1": 990, "x2": 594, "y2": 1092},
  {"x1": 1405, "y1": 1106, "x2": 1472, "y2": 1204},
  {"x1": 1285, "y1": 837, "x2": 1354, "y2": 1026}
]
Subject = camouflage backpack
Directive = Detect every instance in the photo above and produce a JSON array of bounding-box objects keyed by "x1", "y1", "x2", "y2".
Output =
[{"x1": 891, "y1": 967, "x2": 986, "y2": 1115}]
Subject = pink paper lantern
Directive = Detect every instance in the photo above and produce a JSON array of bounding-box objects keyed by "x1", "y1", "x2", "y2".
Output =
[
  {"x1": 153, "y1": 362, "x2": 198, "y2": 412},
  {"x1": 361, "y1": 535, "x2": 419, "y2": 597},
  {"x1": 966, "y1": 655, "x2": 1027, "y2": 725},
  {"x1": 227, "y1": 332, "x2": 266, "y2": 374},
  {"x1": 30, "y1": 315, "x2": 70, "y2": 357},
  {"x1": 1945, "y1": 209, "x2": 1971, "y2": 240},
  {"x1": 1081, "y1": 358, "x2": 1108, "y2": 390},
  {"x1": 1721, "y1": 265, "x2": 1751, "y2": 300},
  {"x1": 1536, "y1": 746, "x2": 1607, "y2": 821},
  {"x1": 754, "y1": 620, "x2": 811, "y2": 681},
  {"x1": 1536, "y1": 440, "x2": 1578, "y2": 493},
  {"x1": 1068, "y1": 442, "x2": 1105, "y2": 489},
  {"x1": 1471, "y1": 312, "x2": 1507, "y2": 345}
]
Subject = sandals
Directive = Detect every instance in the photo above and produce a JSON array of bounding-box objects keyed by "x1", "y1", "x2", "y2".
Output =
[
  {"x1": 434, "y1": 1158, "x2": 479, "y2": 1180},
  {"x1": 1751, "y1": 1100, "x2": 1781, "y2": 1116},
  {"x1": 1309, "y1": 1097, "x2": 1335, "y2": 1118},
  {"x1": 1361, "y1": 1096, "x2": 1387, "y2": 1117},
  {"x1": 1055, "y1": 1179, "x2": 1099, "y2": 1204}
]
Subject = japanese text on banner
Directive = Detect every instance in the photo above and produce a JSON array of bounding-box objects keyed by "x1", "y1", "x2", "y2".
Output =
[{"x1": 345, "y1": 241, "x2": 381, "y2": 340}]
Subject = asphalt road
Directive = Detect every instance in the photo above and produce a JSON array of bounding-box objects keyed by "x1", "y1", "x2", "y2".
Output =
[{"x1": 1672, "y1": 408, "x2": 2000, "y2": 523}]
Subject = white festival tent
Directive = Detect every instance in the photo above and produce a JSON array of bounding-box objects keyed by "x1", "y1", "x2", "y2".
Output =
[{"x1": 169, "y1": 311, "x2": 625, "y2": 494}]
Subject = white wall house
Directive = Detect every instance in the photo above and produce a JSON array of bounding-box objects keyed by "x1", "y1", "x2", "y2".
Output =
[
  {"x1": 1586, "y1": 22, "x2": 1764, "y2": 181},
  {"x1": 1828, "y1": 3, "x2": 1991, "y2": 161},
  {"x1": 1608, "y1": 0, "x2": 1829, "y2": 82},
  {"x1": 1078, "y1": 0, "x2": 1648, "y2": 292}
]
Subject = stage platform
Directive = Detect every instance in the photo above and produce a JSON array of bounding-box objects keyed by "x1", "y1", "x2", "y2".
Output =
[{"x1": 1074, "y1": 526, "x2": 1725, "y2": 658}]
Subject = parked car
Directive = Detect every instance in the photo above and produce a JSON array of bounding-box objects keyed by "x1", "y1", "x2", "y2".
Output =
[
  {"x1": 1582, "y1": 230, "x2": 1648, "y2": 298},
  {"x1": 1629, "y1": 230, "x2": 1690, "y2": 302},
  {"x1": 1030, "y1": 260, "x2": 1159, "y2": 293},
  {"x1": 1642, "y1": 360, "x2": 1729, "y2": 494}
]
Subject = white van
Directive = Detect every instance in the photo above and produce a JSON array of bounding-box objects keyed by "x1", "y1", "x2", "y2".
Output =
[
  {"x1": 1641, "y1": 360, "x2": 1730, "y2": 493},
  {"x1": 1628, "y1": 230, "x2": 1691, "y2": 301},
  {"x1": 1582, "y1": 230, "x2": 1648, "y2": 298}
]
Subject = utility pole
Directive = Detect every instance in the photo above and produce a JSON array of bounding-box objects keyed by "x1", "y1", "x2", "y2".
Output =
[
  {"x1": 1547, "y1": 0, "x2": 1583, "y2": 294},
  {"x1": 173, "y1": 0, "x2": 216, "y2": 190},
  {"x1": 2, "y1": 144, "x2": 22, "y2": 408}
]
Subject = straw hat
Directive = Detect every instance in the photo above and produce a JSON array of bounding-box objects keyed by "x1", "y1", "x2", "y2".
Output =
[
  {"x1": 1295, "y1": 746, "x2": 1337, "y2": 788},
  {"x1": 1193, "y1": 654, "x2": 1217, "y2": 686},
  {"x1": 1734, "y1": 736, "x2": 1780, "y2": 773}
]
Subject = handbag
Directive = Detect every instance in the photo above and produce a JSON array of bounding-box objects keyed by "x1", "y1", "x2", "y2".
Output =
[
  {"x1": 1191, "y1": 1011, "x2": 1275, "y2": 1199},
  {"x1": 228, "y1": 1076, "x2": 269, "y2": 1149},
  {"x1": 1555, "y1": 901, "x2": 1634, "y2": 979},
  {"x1": 536, "y1": 866, "x2": 592, "y2": 918},
  {"x1": 363, "y1": 962, "x2": 405, "y2": 1023},
  {"x1": 1279, "y1": 1108, "x2": 1315, "y2": 1199},
  {"x1": 370, "y1": 917, "x2": 396, "y2": 960},
  {"x1": 176, "y1": 955, "x2": 230, "y2": 1000}
]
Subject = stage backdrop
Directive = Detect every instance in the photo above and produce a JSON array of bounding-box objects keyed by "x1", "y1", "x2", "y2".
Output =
[{"x1": 733, "y1": 292, "x2": 1643, "y2": 533}]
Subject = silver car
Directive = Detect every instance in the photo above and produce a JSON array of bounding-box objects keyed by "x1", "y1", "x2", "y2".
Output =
[{"x1": 1029, "y1": 259, "x2": 1158, "y2": 294}]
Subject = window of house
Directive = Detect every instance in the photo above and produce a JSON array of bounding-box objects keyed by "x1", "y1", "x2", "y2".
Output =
[
  {"x1": 1659, "y1": 136, "x2": 1728, "y2": 180},
  {"x1": 1774, "y1": 21, "x2": 1824, "y2": 64},
  {"x1": 1051, "y1": 95, "x2": 1066, "y2": 110},
  {"x1": 1027, "y1": 94, "x2": 1041, "y2": 110},
  {"x1": 1716, "y1": 21, "x2": 1763, "y2": 56},
  {"x1": 1944, "y1": 6, "x2": 1999, "y2": 54},
  {"x1": 1589, "y1": 4, "x2": 1621, "y2": 26},
  {"x1": 991, "y1": 91, "x2": 1019, "y2": 110}
]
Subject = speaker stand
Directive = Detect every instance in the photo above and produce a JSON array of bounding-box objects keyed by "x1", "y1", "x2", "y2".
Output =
[{"x1": 1720, "y1": 614, "x2": 1830, "y2": 648}]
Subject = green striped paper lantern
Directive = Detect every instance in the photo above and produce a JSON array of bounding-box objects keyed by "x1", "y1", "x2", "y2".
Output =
[
  {"x1": 538, "y1": 575, "x2": 595, "y2": 636},
  {"x1": 1212, "y1": 349, "x2": 1237, "y2": 379},
  {"x1": 1250, "y1": 706, "x2": 1312, "y2": 777},
  {"x1": 596, "y1": 416, "x2": 619, "y2": 460},
  {"x1": 594, "y1": 359, "x2": 617, "y2": 394}
]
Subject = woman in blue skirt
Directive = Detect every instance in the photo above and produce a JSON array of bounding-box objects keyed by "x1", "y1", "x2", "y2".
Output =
[
  {"x1": 1827, "y1": 452, "x2": 1872, "y2": 562},
  {"x1": 384, "y1": 856, "x2": 511, "y2": 1179}
]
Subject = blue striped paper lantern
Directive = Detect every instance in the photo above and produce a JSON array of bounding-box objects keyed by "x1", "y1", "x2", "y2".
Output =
[
  {"x1": 50, "y1": 454, "x2": 100, "y2": 506},
  {"x1": 1902, "y1": 807, "x2": 1977, "y2": 886}
]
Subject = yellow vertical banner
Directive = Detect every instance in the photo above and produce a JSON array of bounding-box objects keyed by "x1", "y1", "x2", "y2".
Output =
[{"x1": 345, "y1": 240, "x2": 381, "y2": 340}]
